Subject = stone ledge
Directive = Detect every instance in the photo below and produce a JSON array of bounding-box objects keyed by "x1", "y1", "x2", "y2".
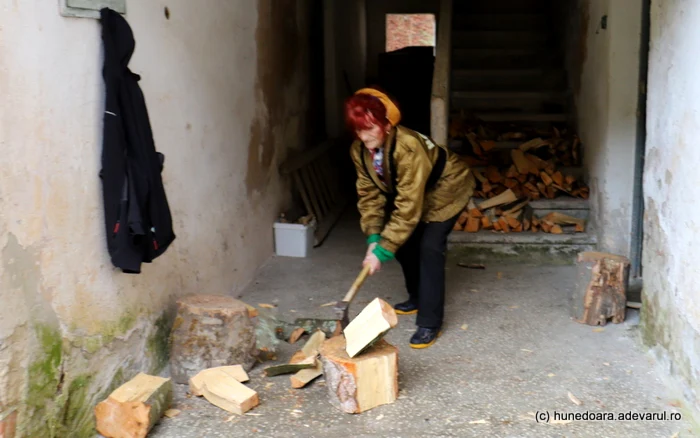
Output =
[{"x1": 448, "y1": 230, "x2": 596, "y2": 245}]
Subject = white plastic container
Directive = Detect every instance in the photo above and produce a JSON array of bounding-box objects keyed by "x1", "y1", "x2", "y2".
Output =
[{"x1": 273, "y1": 219, "x2": 316, "y2": 257}]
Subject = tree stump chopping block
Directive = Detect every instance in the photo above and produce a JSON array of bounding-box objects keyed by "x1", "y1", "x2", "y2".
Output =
[
  {"x1": 571, "y1": 252, "x2": 630, "y2": 326},
  {"x1": 170, "y1": 294, "x2": 257, "y2": 384},
  {"x1": 319, "y1": 335, "x2": 398, "y2": 414}
]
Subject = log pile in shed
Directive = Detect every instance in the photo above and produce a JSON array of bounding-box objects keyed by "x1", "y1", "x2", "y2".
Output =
[{"x1": 448, "y1": 115, "x2": 589, "y2": 234}]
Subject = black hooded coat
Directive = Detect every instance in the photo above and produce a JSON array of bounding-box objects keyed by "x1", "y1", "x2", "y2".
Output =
[{"x1": 99, "y1": 8, "x2": 175, "y2": 273}]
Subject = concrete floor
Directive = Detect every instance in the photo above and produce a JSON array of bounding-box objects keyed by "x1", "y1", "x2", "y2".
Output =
[{"x1": 150, "y1": 212, "x2": 695, "y2": 438}]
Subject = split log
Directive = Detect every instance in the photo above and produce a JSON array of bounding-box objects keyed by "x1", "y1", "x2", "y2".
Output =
[
  {"x1": 518, "y1": 137, "x2": 547, "y2": 151},
  {"x1": 343, "y1": 298, "x2": 398, "y2": 358},
  {"x1": 486, "y1": 166, "x2": 502, "y2": 183},
  {"x1": 540, "y1": 220, "x2": 553, "y2": 233},
  {"x1": 506, "y1": 215, "x2": 521, "y2": 229},
  {"x1": 264, "y1": 356, "x2": 316, "y2": 376},
  {"x1": 290, "y1": 359, "x2": 323, "y2": 389},
  {"x1": 301, "y1": 330, "x2": 326, "y2": 357},
  {"x1": 265, "y1": 330, "x2": 324, "y2": 376},
  {"x1": 552, "y1": 171, "x2": 564, "y2": 187},
  {"x1": 95, "y1": 373, "x2": 172, "y2": 438},
  {"x1": 189, "y1": 366, "x2": 249, "y2": 396},
  {"x1": 540, "y1": 171, "x2": 553, "y2": 186},
  {"x1": 320, "y1": 336, "x2": 398, "y2": 414},
  {"x1": 497, "y1": 217, "x2": 510, "y2": 233},
  {"x1": 537, "y1": 182, "x2": 547, "y2": 197},
  {"x1": 525, "y1": 153, "x2": 548, "y2": 170},
  {"x1": 477, "y1": 189, "x2": 517, "y2": 211},
  {"x1": 504, "y1": 178, "x2": 519, "y2": 189},
  {"x1": 503, "y1": 198, "x2": 529, "y2": 216},
  {"x1": 543, "y1": 212, "x2": 586, "y2": 229},
  {"x1": 289, "y1": 331, "x2": 326, "y2": 388},
  {"x1": 571, "y1": 252, "x2": 630, "y2": 326},
  {"x1": 546, "y1": 185, "x2": 556, "y2": 199},
  {"x1": 467, "y1": 199, "x2": 481, "y2": 217},
  {"x1": 511, "y1": 149, "x2": 538, "y2": 175},
  {"x1": 465, "y1": 216, "x2": 481, "y2": 232},
  {"x1": 458, "y1": 209, "x2": 471, "y2": 226},
  {"x1": 194, "y1": 372, "x2": 258, "y2": 415}
]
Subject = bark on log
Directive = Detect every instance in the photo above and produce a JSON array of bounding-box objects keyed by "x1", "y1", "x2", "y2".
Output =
[
  {"x1": 571, "y1": 252, "x2": 630, "y2": 325},
  {"x1": 320, "y1": 336, "x2": 398, "y2": 414},
  {"x1": 95, "y1": 373, "x2": 172, "y2": 438},
  {"x1": 170, "y1": 294, "x2": 257, "y2": 384}
]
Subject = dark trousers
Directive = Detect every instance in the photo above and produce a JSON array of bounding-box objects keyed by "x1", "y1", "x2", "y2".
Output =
[{"x1": 393, "y1": 213, "x2": 460, "y2": 328}]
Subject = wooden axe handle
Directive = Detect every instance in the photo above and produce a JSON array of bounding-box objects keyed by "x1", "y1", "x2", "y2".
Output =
[{"x1": 342, "y1": 264, "x2": 371, "y2": 303}]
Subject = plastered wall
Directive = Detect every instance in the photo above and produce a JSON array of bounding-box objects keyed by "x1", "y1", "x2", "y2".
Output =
[{"x1": 0, "y1": 0, "x2": 314, "y2": 434}]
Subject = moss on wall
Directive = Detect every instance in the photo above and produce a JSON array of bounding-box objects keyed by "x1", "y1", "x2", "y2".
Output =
[
  {"x1": 24, "y1": 325, "x2": 63, "y2": 438},
  {"x1": 69, "y1": 312, "x2": 139, "y2": 354},
  {"x1": 20, "y1": 310, "x2": 171, "y2": 437},
  {"x1": 147, "y1": 312, "x2": 173, "y2": 374}
]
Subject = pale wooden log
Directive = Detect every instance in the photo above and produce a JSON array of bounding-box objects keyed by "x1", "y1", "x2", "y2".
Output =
[
  {"x1": 465, "y1": 216, "x2": 481, "y2": 232},
  {"x1": 189, "y1": 366, "x2": 249, "y2": 397},
  {"x1": 264, "y1": 356, "x2": 316, "y2": 377},
  {"x1": 503, "y1": 198, "x2": 529, "y2": 216},
  {"x1": 320, "y1": 336, "x2": 398, "y2": 414},
  {"x1": 198, "y1": 374, "x2": 259, "y2": 415},
  {"x1": 170, "y1": 294, "x2": 257, "y2": 384},
  {"x1": 343, "y1": 298, "x2": 398, "y2": 358},
  {"x1": 265, "y1": 330, "x2": 325, "y2": 377},
  {"x1": 518, "y1": 137, "x2": 548, "y2": 151},
  {"x1": 301, "y1": 330, "x2": 326, "y2": 357},
  {"x1": 95, "y1": 373, "x2": 172, "y2": 438},
  {"x1": 543, "y1": 212, "x2": 586, "y2": 229},
  {"x1": 511, "y1": 149, "x2": 538, "y2": 175},
  {"x1": 571, "y1": 252, "x2": 630, "y2": 325},
  {"x1": 290, "y1": 358, "x2": 323, "y2": 389},
  {"x1": 477, "y1": 189, "x2": 517, "y2": 211}
]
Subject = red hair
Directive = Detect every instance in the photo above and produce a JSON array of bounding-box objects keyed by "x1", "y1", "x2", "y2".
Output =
[{"x1": 344, "y1": 93, "x2": 387, "y2": 133}]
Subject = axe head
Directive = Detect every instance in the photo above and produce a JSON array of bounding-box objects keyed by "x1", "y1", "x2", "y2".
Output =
[{"x1": 333, "y1": 300, "x2": 351, "y2": 329}]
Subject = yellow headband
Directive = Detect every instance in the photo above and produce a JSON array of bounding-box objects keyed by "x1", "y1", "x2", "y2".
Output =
[{"x1": 354, "y1": 88, "x2": 401, "y2": 127}]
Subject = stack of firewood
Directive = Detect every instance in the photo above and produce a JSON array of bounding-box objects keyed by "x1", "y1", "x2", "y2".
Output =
[
  {"x1": 448, "y1": 116, "x2": 590, "y2": 234},
  {"x1": 472, "y1": 148, "x2": 589, "y2": 200},
  {"x1": 449, "y1": 117, "x2": 586, "y2": 195},
  {"x1": 453, "y1": 191, "x2": 587, "y2": 234}
]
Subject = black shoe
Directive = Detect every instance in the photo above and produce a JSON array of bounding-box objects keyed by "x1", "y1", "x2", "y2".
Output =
[
  {"x1": 410, "y1": 326, "x2": 442, "y2": 349},
  {"x1": 394, "y1": 300, "x2": 418, "y2": 315}
]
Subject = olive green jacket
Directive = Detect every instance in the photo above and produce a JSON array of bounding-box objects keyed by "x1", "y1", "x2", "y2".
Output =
[{"x1": 350, "y1": 125, "x2": 475, "y2": 260}]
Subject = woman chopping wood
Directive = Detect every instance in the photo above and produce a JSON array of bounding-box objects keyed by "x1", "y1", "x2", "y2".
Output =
[{"x1": 345, "y1": 87, "x2": 476, "y2": 348}]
